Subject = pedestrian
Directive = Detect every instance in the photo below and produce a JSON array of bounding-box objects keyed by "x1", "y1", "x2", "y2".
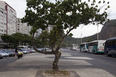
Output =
[
  {"x1": 15, "y1": 47, "x2": 23, "y2": 59},
  {"x1": 15, "y1": 47, "x2": 18, "y2": 58}
]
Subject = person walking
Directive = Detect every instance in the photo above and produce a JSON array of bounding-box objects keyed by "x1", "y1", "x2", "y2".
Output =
[
  {"x1": 15, "y1": 48, "x2": 23, "y2": 59},
  {"x1": 15, "y1": 48, "x2": 18, "y2": 58}
]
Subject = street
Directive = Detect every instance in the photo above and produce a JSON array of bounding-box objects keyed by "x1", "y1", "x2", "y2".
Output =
[
  {"x1": 0, "y1": 49, "x2": 116, "y2": 77},
  {"x1": 0, "y1": 57, "x2": 17, "y2": 71}
]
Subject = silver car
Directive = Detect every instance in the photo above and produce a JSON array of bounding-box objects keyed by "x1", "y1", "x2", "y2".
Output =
[{"x1": 0, "y1": 50, "x2": 9, "y2": 57}]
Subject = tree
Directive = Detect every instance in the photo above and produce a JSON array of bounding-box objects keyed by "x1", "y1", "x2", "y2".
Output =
[
  {"x1": 1, "y1": 33, "x2": 32, "y2": 48},
  {"x1": 36, "y1": 31, "x2": 49, "y2": 48},
  {"x1": 1, "y1": 34, "x2": 12, "y2": 47},
  {"x1": 1, "y1": 34, "x2": 11, "y2": 44},
  {"x1": 22, "y1": 0, "x2": 109, "y2": 71}
]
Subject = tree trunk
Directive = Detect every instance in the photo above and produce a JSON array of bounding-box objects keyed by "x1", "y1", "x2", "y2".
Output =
[{"x1": 52, "y1": 51, "x2": 61, "y2": 71}]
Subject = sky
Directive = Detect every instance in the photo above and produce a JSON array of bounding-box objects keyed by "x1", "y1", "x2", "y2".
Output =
[{"x1": 0, "y1": 0, "x2": 116, "y2": 38}]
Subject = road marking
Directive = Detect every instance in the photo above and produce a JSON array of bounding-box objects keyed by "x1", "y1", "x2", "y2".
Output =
[
  {"x1": 65, "y1": 57, "x2": 93, "y2": 60},
  {"x1": 75, "y1": 68, "x2": 115, "y2": 77}
]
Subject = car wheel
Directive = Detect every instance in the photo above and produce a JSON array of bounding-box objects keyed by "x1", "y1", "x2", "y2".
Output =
[
  {"x1": 107, "y1": 51, "x2": 112, "y2": 57},
  {"x1": 0, "y1": 56, "x2": 3, "y2": 59}
]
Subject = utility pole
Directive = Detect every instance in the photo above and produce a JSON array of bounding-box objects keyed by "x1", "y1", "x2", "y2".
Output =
[
  {"x1": 97, "y1": 24, "x2": 99, "y2": 40},
  {"x1": 81, "y1": 33, "x2": 82, "y2": 43},
  {"x1": 80, "y1": 25, "x2": 84, "y2": 43}
]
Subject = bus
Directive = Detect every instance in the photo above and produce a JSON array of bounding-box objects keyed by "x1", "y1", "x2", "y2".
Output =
[
  {"x1": 80, "y1": 42, "x2": 88, "y2": 52},
  {"x1": 104, "y1": 37, "x2": 116, "y2": 56},
  {"x1": 88, "y1": 40, "x2": 105, "y2": 54},
  {"x1": 72, "y1": 44, "x2": 78, "y2": 51}
]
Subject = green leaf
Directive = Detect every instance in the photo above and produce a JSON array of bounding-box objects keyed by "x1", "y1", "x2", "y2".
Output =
[
  {"x1": 69, "y1": 33, "x2": 73, "y2": 37},
  {"x1": 98, "y1": 1, "x2": 101, "y2": 4}
]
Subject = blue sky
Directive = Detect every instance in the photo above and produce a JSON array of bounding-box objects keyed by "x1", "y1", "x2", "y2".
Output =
[{"x1": 1, "y1": 0, "x2": 116, "y2": 38}]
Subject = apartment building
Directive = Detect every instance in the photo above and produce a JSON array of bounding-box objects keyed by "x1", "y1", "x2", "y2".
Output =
[
  {"x1": 0, "y1": 1, "x2": 54, "y2": 38},
  {"x1": 0, "y1": 1, "x2": 32, "y2": 47},
  {"x1": 0, "y1": 1, "x2": 32, "y2": 36},
  {"x1": 35, "y1": 25, "x2": 53, "y2": 37},
  {"x1": 17, "y1": 18, "x2": 32, "y2": 35},
  {"x1": 6, "y1": 2, "x2": 17, "y2": 35},
  {"x1": 0, "y1": 1, "x2": 32, "y2": 44},
  {"x1": 0, "y1": 1, "x2": 6, "y2": 36},
  {"x1": 0, "y1": 1, "x2": 17, "y2": 36}
]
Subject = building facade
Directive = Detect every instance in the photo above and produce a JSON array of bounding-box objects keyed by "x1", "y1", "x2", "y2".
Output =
[
  {"x1": 6, "y1": 3, "x2": 17, "y2": 35},
  {"x1": 0, "y1": 1, "x2": 7, "y2": 36},
  {"x1": 0, "y1": 1, "x2": 32, "y2": 36},
  {"x1": 35, "y1": 25, "x2": 53, "y2": 37},
  {"x1": 36, "y1": 29, "x2": 42, "y2": 37},
  {"x1": 0, "y1": 1, "x2": 17, "y2": 36},
  {"x1": 0, "y1": 1, "x2": 32, "y2": 47},
  {"x1": 17, "y1": 18, "x2": 32, "y2": 35}
]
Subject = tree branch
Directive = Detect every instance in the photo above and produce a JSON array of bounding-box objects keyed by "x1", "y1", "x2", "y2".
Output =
[
  {"x1": 55, "y1": 26, "x2": 75, "y2": 52},
  {"x1": 32, "y1": 33, "x2": 54, "y2": 54}
]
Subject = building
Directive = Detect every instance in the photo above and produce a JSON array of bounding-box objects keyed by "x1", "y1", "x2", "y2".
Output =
[
  {"x1": 36, "y1": 29, "x2": 42, "y2": 37},
  {"x1": 0, "y1": 1, "x2": 31, "y2": 36},
  {"x1": 46, "y1": 25, "x2": 53, "y2": 33},
  {"x1": 16, "y1": 18, "x2": 32, "y2": 35},
  {"x1": 35, "y1": 25, "x2": 53, "y2": 37},
  {"x1": 6, "y1": 2, "x2": 17, "y2": 35},
  {"x1": 0, "y1": 1, "x2": 7, "y2": 37},
  {"x1": 0, "y1": 1, "x2": 32, "y2": 48},
  {"x1": 0, "y1": 1, "x2": 17, "y2": 36},
  {"x1": 0, "y1": 1, "x2": 52, "y2": 38}
]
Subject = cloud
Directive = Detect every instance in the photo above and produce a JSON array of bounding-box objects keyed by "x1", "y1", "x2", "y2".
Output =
[{"x1": 71, "y1": 24, "x2": 103, "y2": 38}]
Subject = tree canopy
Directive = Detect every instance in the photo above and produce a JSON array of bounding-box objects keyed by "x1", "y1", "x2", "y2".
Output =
[
  {"x1": 1, "y1": 33, "x2": 32, "y2": 48},
  {"x1": 22, "y1": 0, "x2": 109, "y2": 71}
]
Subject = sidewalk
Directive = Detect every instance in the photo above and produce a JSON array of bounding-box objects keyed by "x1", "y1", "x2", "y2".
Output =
[{"x1": 0, "y1": 50, "x2": 115, "y2": 77}]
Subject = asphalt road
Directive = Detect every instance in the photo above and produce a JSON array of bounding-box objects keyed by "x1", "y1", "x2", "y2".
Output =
[
  {"x1": 63, "y1": 49, "x2": 116, "y2": 76},
  {"x1": 0, "y1": 49, "x2": 115, "y2": 77},
  {"x1": 0, "y1": 57, "x2": 18, "y2": 71}
]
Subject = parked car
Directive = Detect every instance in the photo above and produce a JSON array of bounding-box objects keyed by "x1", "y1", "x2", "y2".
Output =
[
  {"x1": 0, "y1": 54, "x2": 3, "y2": 59},
  {"x1": 29, "y1": 48, "x2": 36, "y2": 53},
  {"x1": 38, "y1": 48, "x2": 44, "y2": 51},
  {"x1": 4, "y1": 49, "x2": 15, "y2": 57},
  {"x1": 37, "y1": 48, "x2": 52, "y2": 52},
  {"x1": 21, "y1": 48, "x2": 30, "y2": 54},
  {"x1": 0, "y1": 50, "x2": 9, "y2": 57},
  {"x1": 46, "y1": 48, "x2": 52, "y2": 52}
]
